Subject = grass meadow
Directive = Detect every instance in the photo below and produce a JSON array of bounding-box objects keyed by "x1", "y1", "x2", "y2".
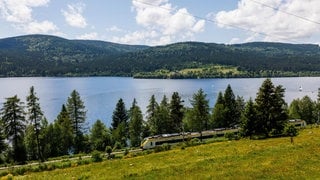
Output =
[{"x1": 3, "y1": 127, "x2": 320, "y2": 179}]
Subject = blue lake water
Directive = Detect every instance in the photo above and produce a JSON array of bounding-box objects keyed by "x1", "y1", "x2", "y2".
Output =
[{"x1": 0, "y1": 77, "x2": 319, "y2": 127}]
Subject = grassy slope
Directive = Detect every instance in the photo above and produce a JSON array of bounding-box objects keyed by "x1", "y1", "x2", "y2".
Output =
[{"x1": 15, "y1": 128, "x2": 320, "y2": 179}]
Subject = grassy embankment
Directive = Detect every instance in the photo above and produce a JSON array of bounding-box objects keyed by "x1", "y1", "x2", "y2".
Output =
[{"x1": 5, "y1": 127, "x2": 320, "y2": 179}]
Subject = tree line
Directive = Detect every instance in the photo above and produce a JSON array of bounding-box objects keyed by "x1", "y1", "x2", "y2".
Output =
[{"x1": 0, "y1": 79, "x2": 319, "y2": 164}]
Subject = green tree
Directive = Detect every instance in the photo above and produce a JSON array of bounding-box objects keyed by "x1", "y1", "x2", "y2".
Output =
[
  {"x1": 24, "y1": 125, "x2": 37, "y2": 160},
  {"x1": 189, "y1": 89, "x2": 210, "y2": 135},
  {"x1": 169, "y1": 92, "x2": 184, "y2": 133},
  {"x1": 211, "y1": 92, "x2": 226, "y2": 128},
  {"x1": 26, "y1": 86, "x2": 44, "y2": 161},
  {"x1": 55, "y1": 105, "x2": 74, "y2": 154},
  {"x1": 241, "y1": 98, "x2": 258, "y2": 137},
  {"x1": 289, "y1": 99, "x2": 301, "y2": 119},
  {"x1": 255, "y1": 79, "x2": 288, "y2": 136},
  {"x1": 223, "y1": 85, "x2": 239, "y2": 127},
  {"x1": 0, "y1": 95, "x2": 27, "y2": 163},
  {"x1": 111, "y1": 98, "x2": 129, "y2": 147},
  {"x1": 129, "y1": 99, "x2": 143, "y2": 147},
  {"x1": 90, "y1": 119, "x2": 112, "y2": 151},
  {"x1": 66, "y1": 90, "x2": 87, "y2": 154},
  {"x1": 0, "y1": 121, "x2": 7, "y2": 156},
  {"x1": 146, "y1": 95, "x2": 159, "y2": 135},
  {"x1": 299, "y1": 96, "x2": 316, "y2": 124}
]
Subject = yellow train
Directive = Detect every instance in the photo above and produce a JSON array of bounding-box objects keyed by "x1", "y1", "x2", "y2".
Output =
[{"x1": 140, "y1": 128, "x2": 240, "y2": 150}]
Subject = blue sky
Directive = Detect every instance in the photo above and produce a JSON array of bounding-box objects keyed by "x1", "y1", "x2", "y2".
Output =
[{"x1": 0, "y1": 0, "x2": 320, "y2": 45}]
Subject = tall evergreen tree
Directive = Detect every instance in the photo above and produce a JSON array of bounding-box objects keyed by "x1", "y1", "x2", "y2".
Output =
[
  {"x1": 26, "y1": 86, "x2": 44, "y2": 161},
  {"x1": 169, "y1": 92, "x2": 184, "y2": 133},
  {"x1": 55, "y1": 105, "x2": 74, "y2": 155},
  {"x1": 211, "y1": 92, "x2": 226, "y2": 128},
  {"x1": 189, "y1": 89, "x2": 210, "y2": 135},
  {"x1": 255, "y1": 79, "x2": 288, "y2": 136},
  {"x1": 154, "y1": 95, "x2": 170, "y2": 134},
  {"x1": 241, "y1": 98, "x2": 257, "y2": 137},
  {"x1": 0, "y1": 121, "x2": 6, "y2": 155},
  {"x1": 66, "y1": 90, "x2": 87, "y2": 154},
  {"x1": 223, "y1": 85, "x2": 239, "y2": 127},
  {"x1": 111, "y1": 98, "x2": 129, "y2": 146},
  {"x1": 129, "y1": 99, "x2": 143, "y2": 147},
  {"x1": 0, "y1": 95, "x2": 27, "y2": 163},
  {"x1": 146, "y1": 95, "x2": 159, "y2": 135}
]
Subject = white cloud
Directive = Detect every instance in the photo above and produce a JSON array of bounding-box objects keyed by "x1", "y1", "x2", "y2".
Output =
[
  {"x1": 77, "y1": 32, "x2": 98, "y2": 40},
  {"x1": 215, "y1": 0, "x2": 320, "y2": 43},
  {"x1": 23, "y1": 20, "x2": 57, "y2": 34},
  {"x1": 62, "y1": 3, "x2": 87, "y2": 28},
  {"x1": 0, "y1": 0, "x2": 60, "y2": 35},
  {"x1": 113, "y1": 0, "x2": 205, "y2": 45},
  {"x1": 106, "y1": 25, "x2": 125, "y2": 33},
  {"x1": 0, "y1": 0, "x2": 49, "y2": 23}
]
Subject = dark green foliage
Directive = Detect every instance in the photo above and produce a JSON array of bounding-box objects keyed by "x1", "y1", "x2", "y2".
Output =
[
  {"x1": 91, "y1": 151, "x2": 103, "y2": 162},
  {"x1": 188, "y1": 89, "x2": 210, "y2": 133},
  {"x1": 111, "y1": 98, "x2": 129, "y2": 146},
  {"x1": 284, "y1": 125, "x2": 299, "y2": 137},
  {"x1": 1, "y1": 35, "x2": 320, "y2": 78},
  {"x1": 129, "y1": 99, "x2": 143, "y2": 147},
  {"x1": 154, "y1": 95, "x2": 170, "y2": 134},
  {"x1": 241, "y1": 98, "x2": 258, "y2": 137},
  {"x1": 0, "y1": 95, "x2": 27, "y2": 163},
  {"x1": 255, "y1": 79, "x2": 288, "y2": 136},
  {"x1": 90, "y1": 120, "x2": 112, "y2": 151},
  {"x1": 146, "y1": 95, "x2": 159, "y2": 135},
  {"x1": 105, "y1": 146, "x2": 112, "y2": 158},
  {"x1": 169, "y1": 92, "x2": 184, "y2": 133},
  {"x1": 26, "y1": 86, "x2": 44, "y2": 161},
  {"x1": 66, "y1": 90, "x2": 87, "y2": 154},
  {"x1": 289, "y1": 96, "x2": 316, "y2": 124}
]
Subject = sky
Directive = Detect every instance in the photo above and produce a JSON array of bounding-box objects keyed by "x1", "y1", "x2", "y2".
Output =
[{"x1": 0, "y1": 0, "x2": 320, "y2": 46}]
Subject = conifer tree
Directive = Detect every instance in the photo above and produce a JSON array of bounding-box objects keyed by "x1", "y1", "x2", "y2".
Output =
[
  {"x1": 90, "y1": 119, "x2": 112, "y2": 151},
  {"x1": 169, "y1": 92, "x2": 184, "y2": 133},
  {"x1": 189, "y1": 89, "x2": 210, "y2": 134},
  {"x1": 55, "y1": 105, "x2": 74, "y2": 154},
  {"x1": 146, "y1": 95, "x2": 159, "y2": 135},
  {"x1": 211, "y1": 92, "x2": 226, "y2": 128},
  {"x1": 0, "y1": 95, "x2": 27, "y2": 163},
  {"x1": 154, "y1": 95, "x2": 170, "y2": 134},
  {"x1": 129, "y1": 99, "x2": 143, "y2": 147},
  {"x1": 26, "y1": 86, "x2": 44, "y2": 161},
  {"x1": 66, "y1": 90, "x2": 87, "y2": 154},
  {"x1": 241, "y1": 98, "x2": 257, "y2": 137},
  {"x1": 255, "y1": 79, "x2": 288, "y2": 136},
  {"x1": 111, "y1": 98, "x2": 128, "y2": 146},
  {"x1": 223, "y1": 85, "x2": 239, "y2": 127}
]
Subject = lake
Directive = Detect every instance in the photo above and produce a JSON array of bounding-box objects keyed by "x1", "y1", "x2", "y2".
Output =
[{"x1": 0, "y1": 77, "x2": 319, "y2": 127}]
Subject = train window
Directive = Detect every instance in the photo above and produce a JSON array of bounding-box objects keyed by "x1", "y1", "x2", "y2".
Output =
[{"x1": 150, "y1": 142, "x2": 153, "y2": 146}]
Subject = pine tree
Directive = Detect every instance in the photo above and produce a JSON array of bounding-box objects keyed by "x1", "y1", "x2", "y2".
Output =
[
  {"x1": 0, "y1": 121, "x2": 6, "y2": 155},
  {"x1": 154, "y1": 95, "x2": 170, "y2": 134},
  {"x1": 189, "y1": 89, "x2": 210, "y2": 134},
  {"x1": 146, "y1": 95, "x2": 159, "y2": 135},
  {"x1": 55, "y1": 105, "x2": 74, "y2": 155},
  {"x1": 255, "y1": 79, "x2": 288, "y2": 136},
  {"x1": 129, "y1": 99, "x2": 143, "y2": 147},
  {"x1": 111, "y1": 98, "x2": 128, "y2": 146},
  {"x1": 0, "y1": 95, "x2": 27, "y2": 163},
  {"x1": 223, "y1": 85, "x2": 239, "y2": 127},
  {"x1": 26, "y1": 86, "x2": 44, "y2": 161},
  {"x1": 241, "y1": 98, "x2": 257, "y2": 137},
  {"x1": 66, "y1": 90, "x2": 87, "y2": 154},
  {"x1": 169, "y1": 92, "x2": 184, "y2": 133},
  {"x1": 211, "y1": 92, "x2": 226, "y2": 128}
]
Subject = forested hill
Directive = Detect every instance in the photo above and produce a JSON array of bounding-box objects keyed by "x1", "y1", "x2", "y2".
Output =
[{"x1": 0, "y1": 34, "x2": 319, "y2": 77}]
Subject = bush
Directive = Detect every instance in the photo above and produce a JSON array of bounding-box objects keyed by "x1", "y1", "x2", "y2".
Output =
[
  {"x1": 113, "y1": 142, "x2": 122, "y2": 151},
  {"x1": 91, "y1": 151, "x2": 103, "y2": 162},
  {"x1": 162, "y1": 143, "x2": 171, "y2": 151},
  {"x1": 105, "y1": 146, "x2": 112, "y2": 159},
  {"x1": 224, "y1": 132, "x2": 235, "y2": 140},
  {"x1": 123, "y1": 149, "x2": 129, "y2": 156},
  {"x1": 190, "y1": 138, "x2": 201, "y2": 146}
]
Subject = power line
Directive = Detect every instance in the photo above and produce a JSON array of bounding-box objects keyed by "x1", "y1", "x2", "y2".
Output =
[
  {"x1": 248, "y1": 0, "x2": 320, "y2": 26},
  {"x1": 133, "y1": 0, "x2": 302, "y2": 43}
]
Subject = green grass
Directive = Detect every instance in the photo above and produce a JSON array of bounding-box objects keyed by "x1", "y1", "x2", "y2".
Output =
[{"x1": 6, "y1": 127, "x2": 320, "y2": 179}]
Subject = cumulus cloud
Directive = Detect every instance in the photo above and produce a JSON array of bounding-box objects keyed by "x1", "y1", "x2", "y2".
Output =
[
  {"x1": 77, "y1": 32, "x2": 98, "y2": 40},
  {"x1": 113, "y1": 0, "x2": 205, "y2": 45},
  {"x1": 106, "y1": 25, "x2": 125, "y2": 33},
  {"x1": 0, "y1": 0, "x2": 60, "y2": 34},
  {"x1": 215, "y1": 0, "x2": 320, "y2": 43},
  {"x1": 62, "y1": 3, "x2": 87, "y2": 28}
]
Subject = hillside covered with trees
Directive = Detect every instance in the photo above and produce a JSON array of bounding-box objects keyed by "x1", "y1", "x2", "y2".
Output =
[{"x1": 0, "y1": 35, "x2": 320, "y2": 78}]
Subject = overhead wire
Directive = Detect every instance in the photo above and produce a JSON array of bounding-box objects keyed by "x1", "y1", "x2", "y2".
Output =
[{"x1": 133, "y1": 0, "x2": 316, "y2": 44}]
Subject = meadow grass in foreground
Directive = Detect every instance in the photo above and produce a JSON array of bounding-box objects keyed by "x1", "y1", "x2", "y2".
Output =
[{"x1": 7, "y1": 127, "x2": 320, "y2": 179}]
